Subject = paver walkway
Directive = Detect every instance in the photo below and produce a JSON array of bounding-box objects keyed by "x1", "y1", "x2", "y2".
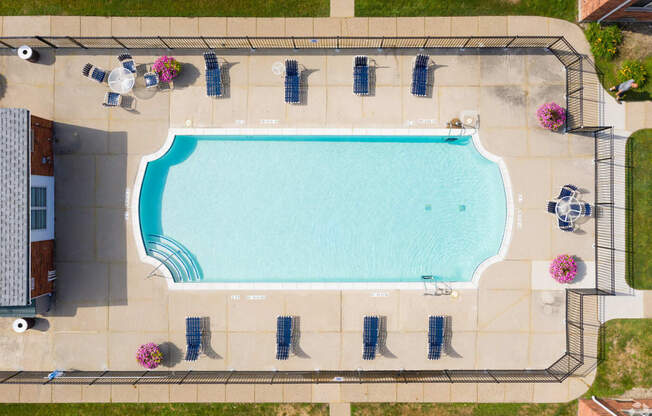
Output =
[{"x1": 0, "y1": 15, "x2": 637, "y2": 404}]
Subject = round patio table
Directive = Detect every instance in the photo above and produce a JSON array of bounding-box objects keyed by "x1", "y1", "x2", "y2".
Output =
[
  {"x1": 555, "y1": 195, "x2": 582, "y2": 222},
  {"x1": 108, "y1": 67, "x2": 135, "y2": 94}
]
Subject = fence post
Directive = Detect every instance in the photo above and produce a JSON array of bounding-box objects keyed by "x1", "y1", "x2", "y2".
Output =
[
  {"x1": 443, "y1": 370, "x2": 452, "y2": 382},
  {"x1": 246, "y1": 36, "x2": 255, "y2": 50},
  {"x1": 133, "y1": 371, "x2": 148, "y2": 385},
  {"x1": 89, "y1": 370, "x2": 108, "y2": 386},
  {"x1": 201, "y1": 36, "x2": 211, "y2": 49},
  {"x1": 113, "y1": 37, "x2": 128, "y2": 49},
  {"x1": 67, "y1": 37, "x2": 87, "y2": 49},
  {"x1": 158, "y1": 36, "x2": 171, "y2": 49},
  {"x1": 35, "y1": 36, "x2": 57, "y2": 48},
  {"x1": 292, "y1": 36, "x2": 297, "y2": 50},
  {"x1": 505, "y1": 36, "x2": 517, "y2": 48},
  {"x1": 178, "y1": 370, "x2": 192, "y2": 385},
  {"x1": 0, "y1": 371, "x2": 22, "y2": 384}
]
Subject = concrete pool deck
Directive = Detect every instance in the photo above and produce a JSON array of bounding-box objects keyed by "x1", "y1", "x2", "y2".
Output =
[{"x1": 0, "y1": 15, "x2": 635, "y2": 404}]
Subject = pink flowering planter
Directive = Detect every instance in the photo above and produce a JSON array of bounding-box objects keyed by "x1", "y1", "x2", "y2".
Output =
[
  {"x1": 153, "y1": 56, "x2": 181, "y2": 84},
  {"x1": 549, "y1": 254, "x2": 577, "y2": 284},
  {"x1": 136, "y1": 343, "x2": 163, "y2": 369},
  {"x1": 537, "y1": 102, "x2": 566, "y2": 131}
]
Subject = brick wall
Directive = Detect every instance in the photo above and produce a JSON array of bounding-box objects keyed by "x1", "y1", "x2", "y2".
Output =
[{"x1": 581, "y1": 0, "x2": 652, "y2": 21}]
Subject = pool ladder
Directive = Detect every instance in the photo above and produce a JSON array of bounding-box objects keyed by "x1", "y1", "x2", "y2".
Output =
[
  {"x1": 422, "y1": 275, "x2": 452, "y2": 296},
  {"x1": 146, "y1": 234, "x2": 201, "y2": 282}
]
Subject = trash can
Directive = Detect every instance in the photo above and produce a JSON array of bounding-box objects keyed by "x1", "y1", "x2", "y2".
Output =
[
  {"x1": 17, "y1": 45, "x2": 40, "y2": 63},
  {"x1": 12, "y1": 318, "x2": 36, "y2": 333}
]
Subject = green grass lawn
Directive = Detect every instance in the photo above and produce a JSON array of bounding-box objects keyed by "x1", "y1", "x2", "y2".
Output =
[
  {"x1": 355, "y1": 0, "x2": 576, "y2": 22},
  {"x1": 626, "y1": 129, "x2": 652, "y2": 290},
  {"x1": 585, "y1": 319, "x2": 652, "y2": 397},
  {"x1": 0, "y1": 0, "x2": 329, "y2": 17},
  {"x1": 595, "y1": 55, "x2": 652, "y2": 102},
  {"x1": 352, "y1": 402, "x2": 578, "y2": 416}
]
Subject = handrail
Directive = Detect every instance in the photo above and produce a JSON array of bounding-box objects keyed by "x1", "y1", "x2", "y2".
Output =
[{"x1": 148, "y1": 234, "x2": 201, "y2": 279}]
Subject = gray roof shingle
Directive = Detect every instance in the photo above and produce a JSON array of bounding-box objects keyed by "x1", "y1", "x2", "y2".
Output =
[{"x1": 0, "y1": 108, "x2": 30, "y2": 306}]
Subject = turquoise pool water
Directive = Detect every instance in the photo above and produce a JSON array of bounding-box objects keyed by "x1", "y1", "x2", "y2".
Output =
[{"x1": 138, "y1": 135, "x2": 507, "y2": 283}]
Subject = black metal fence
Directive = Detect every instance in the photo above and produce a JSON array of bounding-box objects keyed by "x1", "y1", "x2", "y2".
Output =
[
  {"x1": 0, "y1": 34, "x2": 602, "y2": 133},
  {"x1": 0, "y1": 34, "x2": 618, "y2": 386}
]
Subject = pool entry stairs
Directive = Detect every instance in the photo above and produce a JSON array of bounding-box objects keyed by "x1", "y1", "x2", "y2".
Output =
[{"x1": 145, "y1": 234, "x2": 201, "y2": 282}]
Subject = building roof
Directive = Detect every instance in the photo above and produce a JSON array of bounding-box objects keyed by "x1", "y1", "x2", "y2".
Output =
[
  {"x1": 579, "y1": 398, "x2": 652, "y2": 416},
  {"x1": 0, "y1": 108, "x2": 31, "y2": 306}
]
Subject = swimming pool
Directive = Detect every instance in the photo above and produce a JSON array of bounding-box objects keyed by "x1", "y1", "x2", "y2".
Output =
[{"x1": 134, "y1": 129, "x2": 510, "y2": 287}]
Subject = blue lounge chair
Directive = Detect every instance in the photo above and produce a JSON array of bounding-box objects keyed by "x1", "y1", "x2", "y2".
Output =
[
  {"x1": 285, "y1": 59, "x2": 300, "y2": 104},
  {"x1": 583, "y1": 203, "x2": 592, "y2": 217},
  {"x1": 102, "y1": 92, "x2": 122, "y2": 108},
  {"x1": 83, "y1": 63, "x2": 107, "y2": 83},
  {"x1": 428, "y1": 316, "x2": 444, "y2": 360},
  {"x1": 353, "y1": 56, "x2": 369, "y2": 96},
  {"x1": 411, "y1": 54, "x2": 429, "y2": 97},
  {"x1": 558, "y1": 184, "x2": 578, "y2": 199},
  {"x1": 547, "y1": 201, "x2": 557, "y2": 214},
  {"x1": 118, "y1": 53, "x2": 137, "y2": 74},
  {"x1": 185, "y1": 317, "x2": 202, "y2": 361},
  {"x1": 203, "y1": 51, "x2": 222, "y2": 97},
  {"x1": 276, "y1": 316, "x2": 293, "y2": 360},
  {"x1": 144, "y1": 71, "x2": 159, "y2": 88},
  {"x1": 363, "y1": 316, "x2": 379, "y2": 360},
  {"x1": 558, "y1": 218, "x2": 574, "y2": 232}
]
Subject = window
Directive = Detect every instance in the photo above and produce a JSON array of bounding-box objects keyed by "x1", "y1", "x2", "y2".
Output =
[{"x1": 31, "y1": 187, "x2": 47, "y2": 230}]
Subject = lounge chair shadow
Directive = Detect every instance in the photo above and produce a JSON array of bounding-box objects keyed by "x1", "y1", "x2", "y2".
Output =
[
  {"x1": 0, "y1": 73, "x2": 6, "y2": 99},
  {"x1": 218, "y1": 61, "x2": 238, "y2": 99},
  {"x1": 426, "y1": 63, "x2": 447, "y2": 98},
  {"x1": 443, "y1": 316, "x2": 462, "y2": 358},
  {"x1": 378, "y1": 316, "x2": 397, "y2": 359},
  {"x1": 290, "y1": 316, "x2": 310, "y2": 359},
  {"x1": 298, "y1": 68, "x2": 319, "y2": 105},
  {"x1": 120, "y1": 95, "x2": 139, "y2": 114},
  {"x1": 200, "y1": 317, "x2": 222, "y2": 360},
  {"x1": 159, "y1": 341, "x2": 183, "y2": 368}
]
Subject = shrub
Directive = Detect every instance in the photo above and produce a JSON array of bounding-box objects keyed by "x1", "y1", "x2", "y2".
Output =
[
  {"x1": 618, "y1": 59, "x2": 647, "y2": 87},
  {"x1": 536, "y1": 102, "x2": 566, "y2": 130},
  {"x1": 136, "y1": 343, "x2": 163, "y2": 369},
  {"x1": 549, "y1": 254, "x2": 577, "y2": 284},
  {"x1": 585, "y1": 22, "x2": 622, "y2": 60}
]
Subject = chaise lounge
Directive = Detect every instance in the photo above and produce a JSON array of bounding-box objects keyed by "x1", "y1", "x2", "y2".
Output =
[
  {"x1": 185, "y1": 317, "x2": 202, "y2": 361},
  {"x1": 428, "y1": 316, "x2": 445, "y2": 360},
  {"x1": 411, "y1": 54, "x2": 429, "y2": 96},
  {"x1": 353, "y1": 56, "x2": 369, "y2": 96},
  {"x1": 276, "y1": 316, "x2": 293, "y2": 360},
  {"x1": 285, "y1": 59, "x2": 300, "y2": 104},
  {"x1": 204, "y1": 51, "x2": 222, "y2": 97},
  {"x1": 363, "y1": 316, "x2": 379, "y2": 360}
]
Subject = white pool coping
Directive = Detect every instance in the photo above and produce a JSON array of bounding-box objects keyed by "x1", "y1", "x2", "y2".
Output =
[{"x1": 131, "y1": 128, "x2": 514, "y2": 291}]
